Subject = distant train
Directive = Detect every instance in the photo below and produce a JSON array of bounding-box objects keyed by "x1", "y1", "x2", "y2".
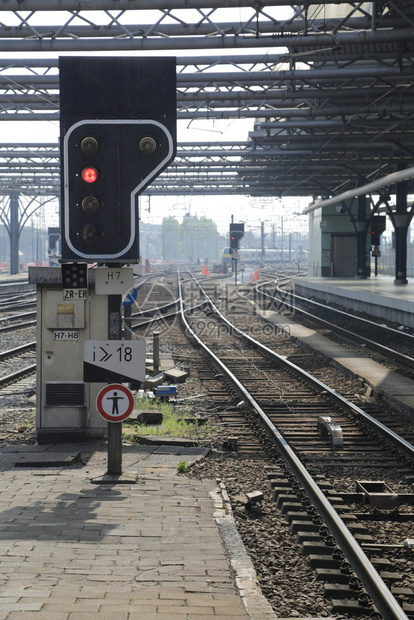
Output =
[{"x1": 222, "y1": 247, "x2": 307, "y2": 265}]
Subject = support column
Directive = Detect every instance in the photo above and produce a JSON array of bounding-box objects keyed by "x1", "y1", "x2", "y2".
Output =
[
  {"x1": 107, "y1": 293, "x2": 123, "y2": 475},
  {"x1": 393, "y1": 214, "x2": 410, "y2": 286},
  {"x1": 394, "y1": 179, "x2": 411, "y2": 286},
  {"x1": 9, "y1": 192, "x2": 20, "y2": 275},
  {"x1": 354, "y1": 194, "x2": 368, "y2": 279},
  {"x1": 260, "y1": 221, "x2": 265, "y2": 267}
]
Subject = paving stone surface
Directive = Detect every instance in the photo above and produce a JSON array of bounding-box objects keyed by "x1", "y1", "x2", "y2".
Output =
[{"x1": 0, "y1": 445, "x2": 268, "y2": 619}]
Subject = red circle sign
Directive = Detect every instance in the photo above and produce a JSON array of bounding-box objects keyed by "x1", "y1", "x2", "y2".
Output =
[{"x1": 96, "y1": 384, "x2": 134, "y2": 423}]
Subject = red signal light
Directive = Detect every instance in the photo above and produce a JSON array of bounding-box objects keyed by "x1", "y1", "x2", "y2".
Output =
[{"x1": 82, "y1": 167, "x2": 98, "y2": 183}]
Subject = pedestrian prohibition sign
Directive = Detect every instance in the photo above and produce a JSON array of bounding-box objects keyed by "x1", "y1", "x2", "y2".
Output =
[{"x1": 96, "y1": 384, "x2": 134, "y2": 423}]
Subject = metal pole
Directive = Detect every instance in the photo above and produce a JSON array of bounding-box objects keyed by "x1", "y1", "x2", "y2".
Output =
[
  {"x1": 107, "y1": 293, "x2": 122, "y2": 475},
  {"x1": 233, "y1": 257, "x2": 238, "y2": 285},
  {"x1": 10, "y1": 192, "x2": 19, "y2": 275},
  {"x1": 281, "y1": 216, "x2": 284, "y2": 262},
  {"x1": 355, "y1": 194, "x2": 368, "y2": 279},
  {"x1": 153, "y1": 331, "x2": 160, "y2": 375},
  {"x1": 260, "y1": 221, "x2": 265, "y2": 267},
  {"x1": 394, "y1": 178, "x2": 410, "y2": 286}
]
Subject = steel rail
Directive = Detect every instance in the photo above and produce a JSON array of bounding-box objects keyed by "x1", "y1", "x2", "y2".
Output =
[
  {"x1": 0, "y1": 298, "x2": 36, "y2": 309},
  {"x1": 0, "y1": 320, "x2": 36, "y2": 333},
  {"x1": 178, "y1": 269, "x2": 408, "y2": 620},
  {"x1": 0, "y1": 311, "x2": 36, "y2": 324},
  {"x1": 256, "y1": 280, "x2": 414, "y2": 370},
  {"x1": 131, "y1": 300, "x2": 209, "y2": 331},
  {"x1": 0, "y1": 364, "x2": 36, "y2": 389},
  {"x1": 0, "y1": 342, "x2": 35, "y2": 362},
  {"x1": 191, "y1": 275, "x2": 414, "y2": 460},
  {"x1": 130, "y1": 298, "x2": 180, "y2": 319}
]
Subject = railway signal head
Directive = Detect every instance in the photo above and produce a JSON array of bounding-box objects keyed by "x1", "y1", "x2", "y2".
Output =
[
  {"x1": 63, "y1": 120, "x2": 175, "y2": 262},
  {"x1": 59, "y1": 56, "x2": 176, "y2": 263},
  {"x1": 370, "y1": 215, "x2": 386, "y2": 246},
  {"x1": 229, "y1": 223, "x2": 245, "y2": 251}
]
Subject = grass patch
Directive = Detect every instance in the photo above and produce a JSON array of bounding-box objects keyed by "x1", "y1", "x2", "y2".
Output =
[
  {"x1": 122, "y1": 394, "x2": 217, "y2": 445},
  {"x1": 177, "y1": 460, "x2": 188, "y2": 473}
]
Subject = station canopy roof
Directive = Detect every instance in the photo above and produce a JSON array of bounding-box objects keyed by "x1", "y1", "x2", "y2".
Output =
[{"x1": 0, "y1": 1, "x2": 413, "y2": 201}]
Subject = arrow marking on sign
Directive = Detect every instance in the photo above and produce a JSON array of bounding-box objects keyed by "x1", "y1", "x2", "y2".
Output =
[
  {"x1": 100, "y1": 347, "x2": 113, "y2": 362},
  {"x1": 123, "y1": 287, "x2": 138, "y2": 306}
]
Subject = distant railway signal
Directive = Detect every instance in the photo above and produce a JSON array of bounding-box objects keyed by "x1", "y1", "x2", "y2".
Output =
[
  {"x1": 371, "y1": 215, "x2": 386, "y2": 246},
  {"x1": 48, "y1": 227, "x2": 60, "y2": 252},
  {"x1": 229, "y1": 223, "x2": 245, "y2": 251},
  {"x1": 59, "y1": 56, "x2": 176, "y2": 263}
]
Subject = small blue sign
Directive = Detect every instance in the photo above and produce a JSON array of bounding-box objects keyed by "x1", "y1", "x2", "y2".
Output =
[
  {"x1": 122, "y1": 287, "x2": 138, "y2": 306},
  {"x1": 156, "y1": 385, "x2": 177, "y2": 395}
]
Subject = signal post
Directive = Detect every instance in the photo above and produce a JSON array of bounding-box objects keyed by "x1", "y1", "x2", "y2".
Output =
[
  {"x1": 33, "y1": 57, "x2": 177, "y2": 478},
  {"x1": 229, "y1": 222, "x2": 245, "y2": 285}
]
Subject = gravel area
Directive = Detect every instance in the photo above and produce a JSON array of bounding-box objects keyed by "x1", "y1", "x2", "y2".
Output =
[
  {"x1": 0, "y1": 402, "x2": 36, "y2": 444},
  {"x1": 0, "y1": 325, "x2": 36, "y2": 353},
  {"x1": 188, "y1": 452, "x2": 373, "y2": 619},
  {"x1": 0, "y1": 323, "x2": 37, "y2": 444}
]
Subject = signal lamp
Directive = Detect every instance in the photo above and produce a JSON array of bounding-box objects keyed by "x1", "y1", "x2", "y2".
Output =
[
  {"x1": 82, "y1": 167, "x2": 98, "y2": 183},
  {"x1": 81, "y1": 195, "x2": 99, "y2": 214},
  {"x1": 81, "y1": 225, "x2": 99, "y2": 243},
  {"x1": 139, "y1": 136, "x2": 157, "y2": 154},
  {"x1": 81, "y1": 136, "x2": 98, "y2": 154}
]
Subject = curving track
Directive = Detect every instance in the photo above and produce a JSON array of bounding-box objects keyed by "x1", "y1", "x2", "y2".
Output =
[{"x1": 178, "y1": 270, "x2": 414, "y2": 619}]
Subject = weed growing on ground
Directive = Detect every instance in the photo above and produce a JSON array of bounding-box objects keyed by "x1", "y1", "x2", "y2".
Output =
[
  {"x1": 121, "y1": 394, "x2": 218, "y2": 445},
  {"x1": 177, "y1": 460, "x2": 188, "y2": 473}
]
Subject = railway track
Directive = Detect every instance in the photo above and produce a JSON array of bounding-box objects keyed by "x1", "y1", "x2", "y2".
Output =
[
  {"x1": 178, "y1": 270, "x2": 414, "y2": 619},
  {"x1": 0, "y1": 310, "x2": 37, "y2": 334},
  {"x1": 0, "y1": 342, "x2": 36, "y2": 393},
  {"x1": 0, "y1": 289, "x2": 36, "y2": 308},
  {"x1": 2, "y1": 269, "x2": 414, "y2": 617},
  {"x1": 256, "y1": 279, "x2": 414, "y2": 376}
]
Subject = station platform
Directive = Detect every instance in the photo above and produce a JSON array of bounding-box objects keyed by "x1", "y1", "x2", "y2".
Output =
[
  {"x1": 293, "y1": 275, "x2": 414, "y2": 328},
  {"x1": 257, "y1": 304, "x2": 414, "y2": 421},
  {"x1": 0, "y1": 442, "x2": 276, "y2": 620}
]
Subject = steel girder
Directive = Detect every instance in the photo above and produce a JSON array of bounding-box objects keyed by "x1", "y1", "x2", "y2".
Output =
[{"x1": 0, "y1": 2, "x2": 412, "y2": 198}]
